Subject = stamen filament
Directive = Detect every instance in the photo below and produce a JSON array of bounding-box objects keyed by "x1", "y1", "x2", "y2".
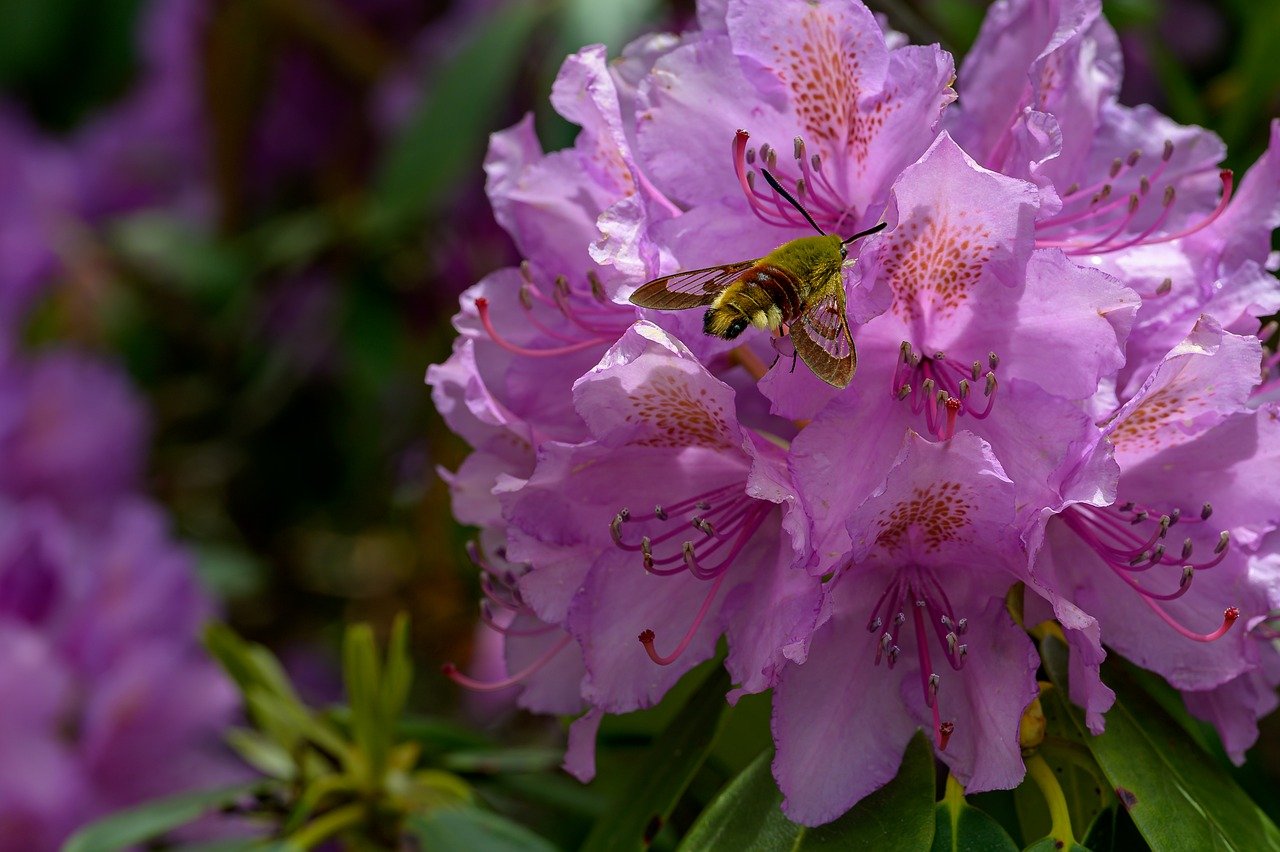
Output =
[
  {"x1": 475, "y1": 298, "x2": 613, "y2": 357},
  {"x1": 442, "y1": 634, "x2": 573, "y2": 691}
]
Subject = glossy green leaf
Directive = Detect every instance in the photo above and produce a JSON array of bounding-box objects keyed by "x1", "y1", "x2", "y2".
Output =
[
  {"x1": 933, "y1": 785, "x2": 1018, "y2": 852},
  {"x1": 368, "y1": 2, "x2": 545, "y2": 235},
  {"x1": 409, "y1": 807, "x2": 558, "y2": 852},
  {"x1": 1041, "y1": 637, "x2": 1280, "y2": 851},
  {"x1": 62, "y1": 782, "x2": 267, "y2": 852},
  {"x1": 678, "y1": 732, "x2": 936, "y2": 851},
  {"x1": 583, "y1": 666, "x2": 733, "y2": 851}
]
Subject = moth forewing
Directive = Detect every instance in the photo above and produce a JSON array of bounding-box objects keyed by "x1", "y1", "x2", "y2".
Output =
[{"x1": 627, "y1": 260, "x2": 757, "y2": 310}]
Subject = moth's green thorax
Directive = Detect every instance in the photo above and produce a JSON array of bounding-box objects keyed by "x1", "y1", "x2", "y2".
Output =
[{"x1": 762, "y1": 234, "x2": 845, "y2": 290}]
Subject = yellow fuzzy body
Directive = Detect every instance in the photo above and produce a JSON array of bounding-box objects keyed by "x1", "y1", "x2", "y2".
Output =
[{"x1": 703, "y1": 234, "x2": 844, "y2": 339}]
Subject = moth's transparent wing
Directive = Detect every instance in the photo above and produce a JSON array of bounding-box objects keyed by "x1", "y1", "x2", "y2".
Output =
[
  {"x1": 628, "y1": 260, "x2": 756, "y2": 310},
  {"x1": 791, "y1": 282, "x2": 855, "y2": 387}
]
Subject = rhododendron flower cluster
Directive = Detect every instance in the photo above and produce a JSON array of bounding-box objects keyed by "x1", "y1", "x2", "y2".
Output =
[
  {"x1": 429, "y1": 0, "x2": 1280, "y2": 826},
  {"x1": 0, "y1": 353, "x2": 241, "y2": 847}
]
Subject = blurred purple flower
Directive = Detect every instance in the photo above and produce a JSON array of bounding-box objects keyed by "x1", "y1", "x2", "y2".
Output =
[
  {"x1": 0, "y1": 500, "x2": 239, "y2": 848},
  {"x1": 0, "y1": 351, "x2": 149, "y2": 520}
]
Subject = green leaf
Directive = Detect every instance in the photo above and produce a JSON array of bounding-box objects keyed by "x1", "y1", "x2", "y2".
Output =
[
  {"x1": 933, "y1": 783, "x2": 1019, "y2": 852},
  {"x1": 1041, "y1": 637, "x2": 1280, "y2": 851},
  {"x1": 380, "y1": 612, "x2": 413, "y2": 727},
  {"x1": 203, "y1": 624, "x2": 304, "y2": 709},
  {"x1": 343, "y1": 622, "x2": 388, "y2": 781},
  {"x1": 583, "y1": 666, "x2": 733, "y2": 851},
  {"x1": 557, "y1": 0, "x2": 659, "y2": 55},
  {"x1": 109, "y1": 214, "x2": 249, "y2": 305},
  {"x1": 678, "y1": 732, "x2": 936, "y2": 851},
  {"x1": 225, "y1": 727, "x2": 296, "y2": 780},
  {"x1": 1022, "y1": 839, "x2": 1090, "y2": 852},
  {"x1": 398, "y1": 714, "x2": 493, "y2": 754},
  {"x1": 367, "y1": 2, "x2": 546, "y2": 235},
  {"x1": 63, "y1": 782, "x2": 267, "y2": 852},
  {"x1": 442, "y1": 747, "x2": 566, "y2": 774},
  {"x1": 409, "y1": 807, "x2": 558, "y2": 852}
]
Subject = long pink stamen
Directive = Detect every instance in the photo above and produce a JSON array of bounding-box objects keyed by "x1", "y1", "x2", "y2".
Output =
[
  {"x1": 732, "y1": 130, "x2": 854, "y2": 231},
  {"x1": 475, "y1": 297, "x2": 613, "y2": 357},
  {"x1": 442, "y1": 635, "x2": 573, "y2": 691},
  {"x1": 1039, "y1": 169, "x2": 1233, "y2": 256},
  {"x1": 638, "y1": 574, "x2": 727, "y2": 665},
  {"x1": 734, "y1": 131, "x2": 798, "y2": 228},
  {"x1": 1063, "y1": 503, "x2": 1238, "y2": 641},
  {"x1": 1137, "y1": 169, "x2": 1234, "y2": 245}
]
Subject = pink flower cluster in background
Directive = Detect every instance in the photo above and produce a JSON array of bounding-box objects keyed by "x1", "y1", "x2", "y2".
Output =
[
  {"x1": 430, "y1": 0, "x2": 1280, "y2": 826},
  {"x1": 0, "y1": 354, "x2": 240, "y2": 848}
]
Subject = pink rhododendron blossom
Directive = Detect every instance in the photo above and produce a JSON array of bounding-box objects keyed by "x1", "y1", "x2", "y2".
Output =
[
  {"x1": 775, "y1": 431, "x2": 1038, "y2": 825},
  {"x1": 430, "y1": 0, "x2": 1280, "y2": 824}
]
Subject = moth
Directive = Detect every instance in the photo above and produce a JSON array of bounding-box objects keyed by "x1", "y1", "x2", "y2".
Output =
[{"x1": 629, "y1": 169, "x2": 885, "y2": 387}]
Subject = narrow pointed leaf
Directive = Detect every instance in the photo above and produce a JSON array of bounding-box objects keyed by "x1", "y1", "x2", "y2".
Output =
[
  {"x1": 380, "y1": 612, "x2": 413, "y2": 727},
  {"x1": 343, "y1": 622, "x2": 387, "y2": 779},
  {"x1": 368, "y1": 2, "x2": 545, "y2": 234},
  {"x1": 63, "y1": 782, "x2": 268, "y2": 852}
]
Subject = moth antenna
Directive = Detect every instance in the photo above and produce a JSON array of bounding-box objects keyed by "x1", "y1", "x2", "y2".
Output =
[
  {"x1": 760, "y1": 168, "x2": 826, "y2": 235},
  {"x1": 841, "y1": 222, "x2": 888, "y2": 245}
]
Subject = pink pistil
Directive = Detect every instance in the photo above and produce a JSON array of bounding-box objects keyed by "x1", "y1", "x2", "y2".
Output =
[
  {"x1": 638, "y1": 573, "x2": 728, "y2": 666},
  {"x1": 442, "y1": 634, "x2": 573, "y2": 691},
  {"x1": 866, "y1": 568, "x2": 965, "y2": 749},
  {"x1": 894, "y1": 344, "x2": 998, "y2": 440}
]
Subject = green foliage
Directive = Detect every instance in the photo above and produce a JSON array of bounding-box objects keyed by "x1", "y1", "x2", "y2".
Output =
[
  {"x1": 69, "y1": 616, "x2": 569, "y2": 850},
  {"x1": 1041, "y1": 636, "x2": 1280, "y2": 851},
  {"x1": 933, "y1": 776, "x2": 1019, "y2": 852},
  {"x1": 583, "y1": 666, "x2": 733, "y2": 851},
  {"x1": 62, "y1": 782, "x2": 266, "y2": 852},
  {"x1": 679, "y1": 732, "x2": 936, "y2": 851},
  {"x1": 368, "y1": 2, "x2": 547, "y2": 237},
  {"x1": 409, "y1": 807, "x2": 561, "y2": 852}
]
